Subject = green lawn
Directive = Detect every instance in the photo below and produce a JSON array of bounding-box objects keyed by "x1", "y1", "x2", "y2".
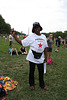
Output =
[{"x1": 0, "y1": 37, "x2": 67, "y2": 100}]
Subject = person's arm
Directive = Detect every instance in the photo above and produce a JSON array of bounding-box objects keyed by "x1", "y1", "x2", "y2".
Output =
[
  {"x1": 25, "y1": 48, "x2": 27, "y2": 53},
  {"x1": 19, "y1": 47, "x2": 22, "y2": 53},
  {"x1": 12, "y1": 31, "x2": 22, "y2": 45},
  {"x1": 44, "y1": 47, "x2": 47, "y2": 63},
  {"x1": 47, "y1": 39, "x2": 48, "y2": 42},
  {"x1": 47, "y1": 38, "x2": 49, "y2": 48}
]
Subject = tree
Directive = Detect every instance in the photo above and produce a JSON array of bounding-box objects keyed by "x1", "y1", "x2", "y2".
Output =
[
  {"x1": 63, "y1": 31, "x2": 67, "y2": 39},
  {"x1": 0, "y1": 15, "x2": 11, "y2": 34}
]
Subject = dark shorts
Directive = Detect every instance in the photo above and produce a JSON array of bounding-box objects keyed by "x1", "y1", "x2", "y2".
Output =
[
  {"x1": 18, "y1": 51, "x2": 26, "y2": 55},
  {"x1": 47, "y1": 48, "x2": 52, "y2": 52},
  {"x1": 18, "y1": 51, "x2": 22, "y2": 55},
  {"x1": 12, "y1": 51, "x2": 16, "y2": 55}
]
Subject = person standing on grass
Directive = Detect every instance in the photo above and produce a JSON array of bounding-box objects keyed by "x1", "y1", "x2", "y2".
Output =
[
  {"x1": 47, "y1": 34, "x2": 53, "y2": 59},
  {"x1": 55, "y1": 36, "x2": 61, "y2": 52},
  {"x1": 9, "y1": 32, "x2": 13, "y2": 47},
  {"x1": 62, "y1": 39, "x2": 65, "y2": 48},
  {"x1": 11, "y1": 22, "x2": 48, "y2": 91},
  {"x1": 5, "y1": 34, "x2": 7, "y2": 42},
  {"x1": 9, "y1": 29, "x2": 15, "y2": 48}
]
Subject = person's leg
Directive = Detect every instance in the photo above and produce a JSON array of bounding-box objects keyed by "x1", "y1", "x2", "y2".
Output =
[
  {"x1": 11, "y1": 41, "x2": 13, "y2": 47},
  {"x1": 57, "y1": 47, "x2": 59, "y2": 50},
  {"x1": 37, "y1": 63, "x2": 45, "y2": 88},
  {"x1": 18, "y1": 51, "x2": 21, "y2": 55},
  {"x1": 29, "y1": 61, "x2": 35, "y2": 87},
  {"x1": 49, "y1": 48, "x2": 52, "y2": 58},
  {"x1": 48, "y1": 52, "x2": 51, "y2": 59},
  {"x1": 14, "y1": 48, "x2": 18, "y2": 56},
  {"x1": 11, "y1": 48, "x2": 13, "y2": 56},
  {"x1": 47, "y1": 48, "x2": 52, "y2": 59},
  {"x1": 62, "y1": 44, "x2": 64, "y2": 48},
  {"x1": 37, "y1": 63, "x2": 48, "y2": 90}
]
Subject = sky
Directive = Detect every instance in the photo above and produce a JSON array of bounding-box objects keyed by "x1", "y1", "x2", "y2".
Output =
[{"x1": 0, "y1": 0, "x2": 67, "y2": 35}]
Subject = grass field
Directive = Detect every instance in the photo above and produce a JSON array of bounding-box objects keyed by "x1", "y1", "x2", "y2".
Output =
[{"x1": 0, "y1": 37, "x2": 67, "y2": 100}]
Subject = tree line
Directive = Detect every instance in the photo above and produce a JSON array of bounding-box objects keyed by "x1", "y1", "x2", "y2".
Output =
[
  {"x1": 0, "y1": 15, "x2": 26, "y2": 36},
  {"x1": 0, "y1": 14, "x2": 67, "y2": 38},
  {"x1": 0, "y1": 15, "x2": 11, "y2": 34},
  {"x1": 42, "y1": 31, "x2": 67, "y2": 39}
]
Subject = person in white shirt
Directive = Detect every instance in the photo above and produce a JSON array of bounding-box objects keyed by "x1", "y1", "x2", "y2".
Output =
[
  {"x1": 11, "y1": 22, "x2": 48, "y2": 91},
  {"x1": 9, "y1": 29, "x2": 15, "y2": 47},
  {"x1": 9, "y1": 32, "x2": 13, "y2": 47}
]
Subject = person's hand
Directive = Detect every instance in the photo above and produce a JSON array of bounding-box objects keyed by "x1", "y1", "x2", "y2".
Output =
[
  {"x1": 47, "y1": 46, "x2": 49, "y2": 48},
  {"x1": 44, "y1": 58, "x2": 47, "y2": 63}
]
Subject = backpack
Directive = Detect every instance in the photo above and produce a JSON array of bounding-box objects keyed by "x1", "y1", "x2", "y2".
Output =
[{"x1": 47, "y1": 58, "x2": 52, "y2": 65}]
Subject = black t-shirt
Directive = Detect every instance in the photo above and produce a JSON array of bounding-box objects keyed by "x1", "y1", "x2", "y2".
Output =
[{"x1": 21, "y1": 47, "x2": 25, "y2": 52}]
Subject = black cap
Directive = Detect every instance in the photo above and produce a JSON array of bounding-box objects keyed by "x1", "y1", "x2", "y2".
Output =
[{"x1": 32, "y1": 22, "x2": 43, "y2": 33}]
